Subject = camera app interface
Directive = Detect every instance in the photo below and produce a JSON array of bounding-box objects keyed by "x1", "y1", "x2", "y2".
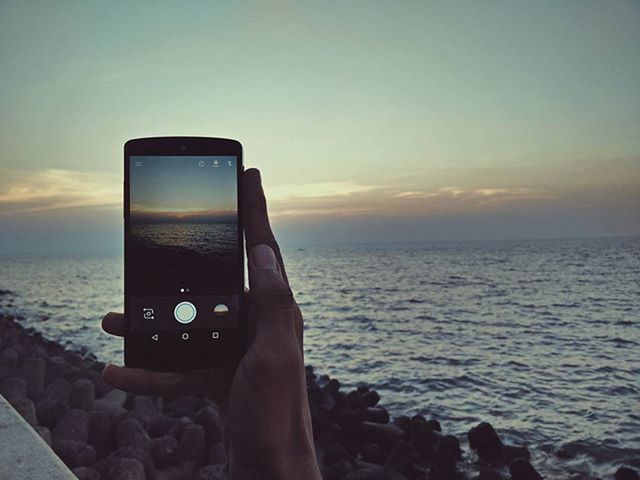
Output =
[{"x1": 127, "y1": 156, "x2": 241, "y2": 338}]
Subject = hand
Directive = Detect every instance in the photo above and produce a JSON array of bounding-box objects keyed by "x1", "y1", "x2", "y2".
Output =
[{"x1": 101, "y1": 168, "x2": 321, "y2": 480}]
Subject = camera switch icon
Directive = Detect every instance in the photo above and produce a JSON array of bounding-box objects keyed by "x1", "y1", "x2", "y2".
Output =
[{"x1": 143, "y1": 308, "x2": 155, "y2": 320}]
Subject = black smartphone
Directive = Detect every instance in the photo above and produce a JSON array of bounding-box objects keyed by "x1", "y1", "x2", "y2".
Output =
[{"x1": 124, "y1": 137, "x2": 246, "y2": 371}]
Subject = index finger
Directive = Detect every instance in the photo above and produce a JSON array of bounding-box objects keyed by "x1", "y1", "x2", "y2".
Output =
[{"x1": 243, "y1": 168, "x2": 289, "y2": 284}]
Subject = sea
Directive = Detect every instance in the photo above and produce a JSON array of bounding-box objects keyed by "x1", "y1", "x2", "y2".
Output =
[{"x1": 1, "y1": 237, "x2": 638, "y2": 478}]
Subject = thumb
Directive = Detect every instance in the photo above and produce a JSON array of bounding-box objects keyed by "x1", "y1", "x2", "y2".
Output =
[{"x1": 249, "y1": 244, "x2": 295, "y2": 329}]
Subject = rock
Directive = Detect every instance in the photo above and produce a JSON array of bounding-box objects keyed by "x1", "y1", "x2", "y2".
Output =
[
  {"x1": 365, "y1": 407, "x2": 390, "y2": 424},
  {"x1": 362, "y1": 390, "x2": 380, "y2": 407},
  {"x1": 429, "y1": 450, "x2": 460, "y2": 480},
  {"x1": 148, "y1": 414, "x2": 177, "y2": 437},
  {"x1": 54, "y1": 408, "x2": 90, "y2": 442},
  {"x1": 509, "y1": 458, "x2": 543, "y2": 480},
  {"x1": 116, "y1": 418, "x2": 149, "y2": 449},
  {"x1": 46, "y1": 356, "x2": 71, "y2": 383},
  {"x1": 439, "y1": 435, "x2": 462, "y2": 461},
  {"x1": 0, "y1": 376, "x2": 27, "y2": 404},
  {"x1": 322, "y1": 460, "x2": 354, "y2": 480},
  {"x1": 347, "y1": 390, "x2": 365, "y2": 409},
  {"x1": 0, "y1": 348, "x2": 19, "y2": 379},
  {"x1": 616, "y1": 467, "x2": 640, "y2": 480},
  {"x1": 150, "y1": 435, "x2": 179, "y2": 466},
  {"x1": 71, "y1": 379, "x2": 95, "y2": 411},
  {"x1": 52, "y1": 439, "x2": 97, "y2": 468},
  {"x1": 506, "y1": 444, "x2": 530, "y2": 462},
  {"x1": 393, "y1": 415, "x2": 411, "y2": 431},
  {"x1": 325, "y1": 442, "x2": 356, "y2": 466},
  {"x1": 179, "y1": 424, "x2": 206, "y2": 462},
  {"x1": 343, "y1": 466, "x2": 385, "y2": 480},
  {"x1": 21, "y1": 356, "x2": 46, "y2": 399},
  {"x1": 71, "y1": 466, "x2": 100, "y2": 480},
  {"x1": 111, "y1": 446, "x2": 157, "y2": 480},
  {"x1": 195, "y1": 464, "x2": 227, "y2": 480},
  {"x1": 194, "y1": 405, "x2": 223, "y2": 444},
  {"x1": 36, "y1": 398, "x2": 69, "y2": 429},
  {"x1": 208, "y1": 442, "x2": 227, "y2": 465},
  {"x1": 167, "y1": 416, "x2": 194, "y2": 439},
  {"x1": 426, "y1": 419, "x2": 442, "y2": 432},
  {"x1": 95, "y1": 389, "x2": 127, "y2": 416},
  {"x1": 166, "y1": 396, "x2": 207, "y2": 416},
  {"x1": 100, "y1": 457, "x2": 146, "y2": 480},
  {"x1": 35, "y1": 425, "x2": 52, "y2": 445},
  {"x1": 468, "y1": 422, "x2": 505, "y2": 466},
  {"x1": 14, "y1": 398, "x2": 37, "y2": 426},
  {"x1": 317, "y1": 422, "x2": 342, "y2": 448},
  {"x1": 132, "y1": 395, "x2": 160, "y2": 428},
  {"x1": 409, "y1": 418, "x2": 439, "y2": 458},
  {"x1": 383, "y1": 440, "x2": 413, "y2": 474},
  {"x1": 359, "y1": 421, "x2": 405, "y2": 446},
  {"x1": 89, "y1": 411, "x2": 114, "y2": 455},
  {"x1": 44, "y1": 377, "x2": 73, "y2": 403},
  {"x1": 475, "y1": 470, "x2": 503, "y2": 480}
]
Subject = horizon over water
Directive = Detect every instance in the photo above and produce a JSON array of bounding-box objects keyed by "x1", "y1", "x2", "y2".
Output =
[{"x1": 0, "y1": 236, "x2": 638, "y2": 478}]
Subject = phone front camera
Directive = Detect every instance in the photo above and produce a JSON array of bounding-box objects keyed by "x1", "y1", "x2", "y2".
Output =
[{"x1": 180, "y1": 145, "x2": 187, "y2": 151}]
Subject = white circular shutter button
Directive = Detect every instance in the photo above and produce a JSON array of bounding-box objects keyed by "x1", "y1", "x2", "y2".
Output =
[{"x1": 174, "y1": 301, "x2": 197, "y2": 324}]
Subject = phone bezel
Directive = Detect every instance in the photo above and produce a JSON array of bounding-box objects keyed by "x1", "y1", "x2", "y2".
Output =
[{"x1": 123, "y1": 137, "x2": 246, "y2": 371}]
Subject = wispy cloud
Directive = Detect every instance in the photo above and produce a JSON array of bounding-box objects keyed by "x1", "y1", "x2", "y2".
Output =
[
  {"x1": 0, "y1": 168, "x2": 120, "y2": 216},
  {"x1": 268, "y1": 181, "x2": 375, "y2": 200}
]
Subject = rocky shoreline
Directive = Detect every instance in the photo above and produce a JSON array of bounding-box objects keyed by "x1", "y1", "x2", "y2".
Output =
[{"x1": 0, "y1": 313, "x2": 637, "y2": 480}]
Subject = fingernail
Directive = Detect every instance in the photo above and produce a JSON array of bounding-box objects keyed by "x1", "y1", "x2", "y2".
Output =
[{"x1": 251, "y1": 244, "x2": 278, "y2": 270}]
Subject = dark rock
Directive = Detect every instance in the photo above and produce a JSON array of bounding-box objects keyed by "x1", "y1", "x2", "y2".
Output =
[
  {"x1": 365, "y1": 407, "x2": 390, "y2": 424},
  {"x1": 70, "y1": 378, "x2": 95, "y2": 411},
  {"x1": 14, "y1": 398, "x2": 37, "y2": 426},
  {"x1": 426, "y1": 419, "x2": 442, "y2": 432},
  {"x1": 53, "y1": 439, "x2": 97, "y2": 468},
  {"x1": 179, "y1": 424, "x2": 206, "y2": 462},
  {"x1": 468, "y1": 422, "x2": 505, "y2": 466},
  {"x1": 195, "y1": 464, "x2": 227, "y2": 480},
  {"x1": 36, "y1": 398, "x2": 69, "y2": 429},
  {"x1": 167, "y1": 416, "x2": 194, "y2": 439},
  {"x1": 111, "y1": 446, "x2": 157, "y2": 480},
  {"x1": 116, "y1": 418, "x2": 149, "y2": 449},
  {"x1": 208, "y1": 442, "x2": 227, "y2": 465},
  {"x1": 439, "y1": 435, "x2": 462, "y2": 461},
  {"x1": 95, "y1": 389, "x2": 127, "y2": 418},
  {"x1": 100, "y1": 457, "x2": 146, "y2": 480},
  {"x1": 0, "y1": 376, "x2": 27, "y2": 404},
  {"x1": 361, "y1": 443, "x2": 387, "y2": 465},
  {"x1": 409, "y1": 418, "x2": 439, "y2": 458},
  {"x1": 506, "y1": 444, "x2": 530, "y2": 462},
  {"x1": 44, "y1": 377, "x2": 73, "y2": 403},
  {"x1": 21, "y1": 356, "x2": 46, "y2": 399},
  {"x1": 71, "y1": 466, "x2": 100, "y2": 480},
  {"x1": 89, "y1": 411, "x2": 114, "y2": 455},
  {"x1": 132, "y1": 395, "x2": 160, "y2": 428},
  {"x1": 46, "y1": 356, "x2": 71, "y2": 383},
  {"x1": 359, "y1": 421, "x2": 405, "y2": 446},
  {"x1": 0, "y1": 348, "x2": 19, "y2": 378},
  {"x1": 194, "y1": 405, "x2": 223, "y2": 444},
  {"x1": 317, "y1": 423, "x2": 342, "y2": 449},
  {"x1": 393, "y1": 415, "x2": 411, "y2": 431},
  {"x1": 475, "y1": 470, "x2": 503, "y2": 480},
  {"x1": 616, "y1": 467, "x2": 640, "y2": 480},
  {"x1": 509, "y1": 458, "x2": 543, "y2": 480},
  {"x1": 166, "y1": 396, "x2": 207, "y2": 416},
  {"x1": 35, "y1": 425, "x2": 51, "y2": 445},
  {"x1": 150, "y1": 435, "x2": 179, "y2": 466},
  {"x1": 54, "y1": 409, "x2": 90, "y2": 442},
  {"x1": 362, "y1": 390, "x2": 380, "y2": 407},
  {"x1": 322, "y1": 460, "x2": 354, "y2": 480},
  {"x1": 384, "y1": 440, "x2": 414, "y2": 474},
  {"x1": 343, "y1": 466, "x2": 385, "y2": 480},
  {"x1": 325, "y1": 442, "x2": 356, "y2": 466},
  {"x1": 429, "y1": 450, "x2": 460, "y2": 480},
  {"x1": 148, "y1": 414, "x2": 177, "y2": 437},
  {"x1": 347, "y1": 390, "x2": 365, "y2": 409}
]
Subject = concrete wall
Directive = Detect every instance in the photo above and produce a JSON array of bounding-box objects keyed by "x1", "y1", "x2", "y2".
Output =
[{"x1": 0, "y1": 394, "x2": 75, "y2": 480}]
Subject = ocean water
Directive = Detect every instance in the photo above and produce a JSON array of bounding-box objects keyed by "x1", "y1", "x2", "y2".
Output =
[
  {"x1": 131, "y1": 223, "x2": 237, "y2": 258},
  {"x1": 1, "y1": 237, "x2": 639, "y2": 477}
]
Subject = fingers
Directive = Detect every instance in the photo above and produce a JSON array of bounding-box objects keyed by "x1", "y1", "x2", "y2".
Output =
[
  {"x1": 102, "y1": 364, "x2": 231, "y2": 400},
  {"x1": 243, "y1": 168, "x2": 289, "y2": 284},
  {"x1": 102, "y1": 312, "x2": 125, "y2": 336}
]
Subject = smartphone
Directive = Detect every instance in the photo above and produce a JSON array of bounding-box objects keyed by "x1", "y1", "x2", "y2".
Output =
[{"x1": 124, "y1": 137, "x2": 245, "y2": 371}]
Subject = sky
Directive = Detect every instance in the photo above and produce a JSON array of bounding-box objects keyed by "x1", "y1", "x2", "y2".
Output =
[{"x1": 0, "y1": 1, "x2": 638, "y2": 252}]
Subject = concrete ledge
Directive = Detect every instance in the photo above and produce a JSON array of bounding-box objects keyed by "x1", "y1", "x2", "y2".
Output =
[{"x1": 0, "y1": 394, "x2": 75, "y2": 480}]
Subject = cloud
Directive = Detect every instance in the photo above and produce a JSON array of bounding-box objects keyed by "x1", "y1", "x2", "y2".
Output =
[
  {"x1": 0, "y1": 168, "x2": 120, "y2": 216},
  {"x1": 268, "y1": 181, "x2": 375, "y2": 200}
]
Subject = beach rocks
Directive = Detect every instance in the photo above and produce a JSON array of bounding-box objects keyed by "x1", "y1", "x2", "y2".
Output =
[
  {"x1": 616, "y1": 467, "x2": 640, "y2": 480},
  {"x1": 1, "y1": 314, "x2": 561, "y2": 480}
]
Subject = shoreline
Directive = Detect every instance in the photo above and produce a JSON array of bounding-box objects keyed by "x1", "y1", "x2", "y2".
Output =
[{"x1": 0, "y1": 313, "x2": 637, "y2": 480}]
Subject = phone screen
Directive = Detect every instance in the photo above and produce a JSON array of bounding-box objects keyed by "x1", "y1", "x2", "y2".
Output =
[{"x1": 125, "y1": 154, "x2": 243, "y2": 366}]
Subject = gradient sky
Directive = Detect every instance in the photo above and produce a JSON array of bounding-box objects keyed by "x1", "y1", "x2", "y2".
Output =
[{"x1": 0, "y1": 1, "x2": 639, "y2": 252}]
